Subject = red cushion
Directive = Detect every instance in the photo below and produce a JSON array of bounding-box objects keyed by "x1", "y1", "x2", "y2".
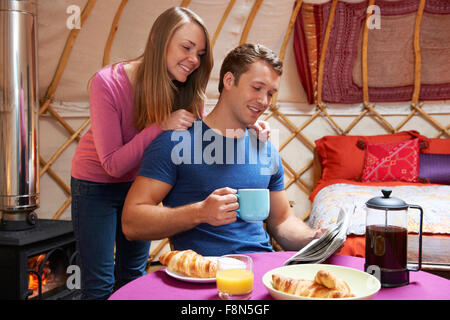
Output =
[
  {"x1": 315, "y1": 131, "x2": 421, "y2": 182},
  {"x1": 361, "y1": 138, "x2": 420, "y2": 182},
  {"x1": 421, "y1": 138, "x2": 450, "y2": 154}
]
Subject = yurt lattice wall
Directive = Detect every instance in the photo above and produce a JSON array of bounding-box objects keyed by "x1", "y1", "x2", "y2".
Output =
[{"x1": 37, "y1": 0, "x2": 450, "y2": 261}]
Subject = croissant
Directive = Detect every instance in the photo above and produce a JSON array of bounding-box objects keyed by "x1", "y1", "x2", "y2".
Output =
[
  {"x1": 159, "y1": 250, "x2": 217, "y2": 278},
  {"x1": 314, "y1": 269, "x2": 351, "y2": 293},
  {"x1": 272, "y1": 270, "x2": 354, "y2": 298}
]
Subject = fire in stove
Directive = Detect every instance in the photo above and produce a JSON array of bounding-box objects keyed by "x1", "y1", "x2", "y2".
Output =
[
  {"x1": 27, "y1": 251, "x2": 67, "y2": 299},
  {"x1": 0, "y1": 219, "x2": 78, "y2": 300}
]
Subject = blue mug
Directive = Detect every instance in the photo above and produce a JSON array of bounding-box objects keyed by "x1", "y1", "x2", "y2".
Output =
[{"x1": 236, "y1": 189, "x2": 270, "y2": 222}]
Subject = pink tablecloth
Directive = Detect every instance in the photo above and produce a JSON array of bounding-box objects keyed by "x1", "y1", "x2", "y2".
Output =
[{"x1": 109, "y1": 251, "x2": 450, "y2": 300}]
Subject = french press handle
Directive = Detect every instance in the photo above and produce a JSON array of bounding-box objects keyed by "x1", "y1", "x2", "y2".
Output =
[{"x1": 407, "y1": 204, "x2": 423, "y2": 272}]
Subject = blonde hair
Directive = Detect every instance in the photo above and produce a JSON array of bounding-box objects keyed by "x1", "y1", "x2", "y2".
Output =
[{"x1": 133, "y1": 7, "x2": 213, "y2": 131}]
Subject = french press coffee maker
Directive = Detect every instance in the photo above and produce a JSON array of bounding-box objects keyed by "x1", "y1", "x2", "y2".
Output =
[{"x1": 364, "y1": 189, "x2": 423, "y2": 287}]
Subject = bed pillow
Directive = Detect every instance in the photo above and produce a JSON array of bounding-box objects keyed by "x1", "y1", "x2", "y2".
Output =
[
  {"x1": 421, "y1": 138, "x2": 450, "y2": 154},
  {"x1": 361, "y1": 138, "x2": 420, "y2": 182},
  {"x1": 419, "y1": 153, "x2": 450, "y2": 185},
  {"x1": 315, "y1": 131, "x2": 421, "y2": 182}
]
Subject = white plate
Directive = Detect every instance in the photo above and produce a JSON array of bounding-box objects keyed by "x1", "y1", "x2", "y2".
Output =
[
  {"x1": 164, "y1": 256, "x2": 218, "y2": 283},
  {"x1": 263, "y1": 264, "x2": 381, "y2": 300}
]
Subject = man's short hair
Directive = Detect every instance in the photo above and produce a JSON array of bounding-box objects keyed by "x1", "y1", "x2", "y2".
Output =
[{"x1": 218, "y1": 43, "x2": 283, "y2": 93}]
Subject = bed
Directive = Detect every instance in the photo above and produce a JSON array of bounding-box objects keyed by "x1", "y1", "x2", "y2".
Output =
[{"x1": 307, "y1": 131, "x2": 450, "y2": 277}]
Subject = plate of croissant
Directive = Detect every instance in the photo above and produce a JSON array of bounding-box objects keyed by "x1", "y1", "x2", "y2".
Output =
[
  {"x1": 263, "y1": 264, "x2": 381, "y2": 300},
  {"x1": 159, "y1": 250, "x2": 218, "y2": 283}
]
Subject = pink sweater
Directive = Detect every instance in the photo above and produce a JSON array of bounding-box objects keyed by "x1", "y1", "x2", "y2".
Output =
[{"x1": 71, "y1": 63, "x2": 163, "y2": 183}]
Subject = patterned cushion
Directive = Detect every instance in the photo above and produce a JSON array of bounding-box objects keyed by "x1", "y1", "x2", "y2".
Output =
[
  {"x1": 314, "y1": 131, "x2": 420, "y2": 183},
  {"x1": 419, "y1": 153, "x2": 450, "y2": 185},
  {"x1": 362, "y1": 139, "x2": 420, "y2": 182}
]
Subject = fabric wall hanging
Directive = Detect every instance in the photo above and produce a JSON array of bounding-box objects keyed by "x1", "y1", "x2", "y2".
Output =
[{"x1": 293, "y1": 0, "x2": 450, "y2": 104}]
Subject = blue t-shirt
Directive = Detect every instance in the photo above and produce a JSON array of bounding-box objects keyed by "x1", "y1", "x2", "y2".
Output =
[{"x1": 138, "y1": 120, "x2": 285, "y2": 256}]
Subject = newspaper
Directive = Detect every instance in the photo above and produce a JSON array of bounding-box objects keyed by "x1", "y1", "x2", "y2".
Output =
[{"x1": 284, "y1": 205, "x2": 354, "y2": 265}]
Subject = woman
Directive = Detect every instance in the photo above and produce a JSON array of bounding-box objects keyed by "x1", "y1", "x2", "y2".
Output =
[{"x1": 71, "y1": 7, "x2": 269, "y2": 300}]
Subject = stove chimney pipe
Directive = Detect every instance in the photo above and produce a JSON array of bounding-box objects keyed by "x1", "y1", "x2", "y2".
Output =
[{"x1": 0, "y1": 0, "x2": 39, "y2": 230}]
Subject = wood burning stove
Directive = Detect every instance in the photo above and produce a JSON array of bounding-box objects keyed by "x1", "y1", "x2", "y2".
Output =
[
  {"x1": 0, "y1": 0, "x2": 78, "y2": 300},
  {"x1": 0, "y1": 1, "x2": 80, "y2": 300},
  {"x1": 0, "y1": 219, "x2": 80, "y2": 300}
]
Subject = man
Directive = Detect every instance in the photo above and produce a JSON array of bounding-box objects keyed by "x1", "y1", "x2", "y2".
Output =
[{"x1": 122, "y1": 44, "x2": 324, "y2": 256}]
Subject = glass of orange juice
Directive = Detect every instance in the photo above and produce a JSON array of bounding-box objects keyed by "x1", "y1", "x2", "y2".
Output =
[{"x1": 216, "y1": 255, "x2": 253, "y2": 300}]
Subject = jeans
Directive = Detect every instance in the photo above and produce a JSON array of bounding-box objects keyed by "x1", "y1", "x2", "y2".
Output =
[{"x1": 71, "y1": 177, "x2": 150, "y2": 300}]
